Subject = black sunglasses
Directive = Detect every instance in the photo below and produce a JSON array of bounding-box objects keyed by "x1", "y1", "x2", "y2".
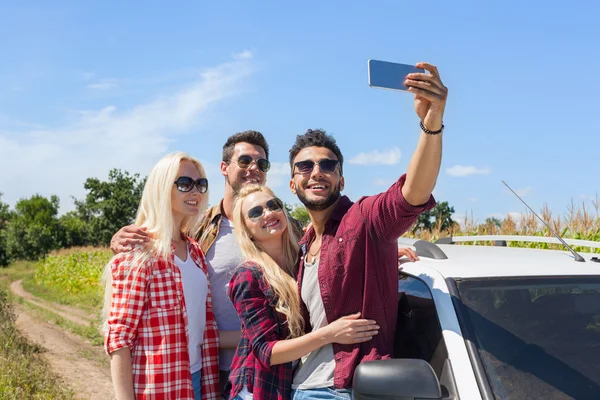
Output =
[
  {"x1": 174, "y1": 176, "x2": 209, "y2": 193},
  {"x1": 247, "y1": 198, "x2": 284, "y2": 222},
  {"x1": 231, "y1": 155, "x2": 271, "y2": 173},
  {"x1": 294, "y1": 159, "x2": 339, "y2": 175}
]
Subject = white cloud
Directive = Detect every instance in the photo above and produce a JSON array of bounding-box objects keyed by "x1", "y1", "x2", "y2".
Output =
[
  {"x1": 487, "y1": 213, "x2": 505, "y2": 220},
  {"x1": 0, "y1": 51, "x2": 254, "y2": 213},
  {"x1": 265, "y1": 162, "x2": 291, "y2": 190},
  {"x1": 507, "y1": 211, "x2": 524, "y2": 221},
  {"x1": 506, "y1": 186, "x2": 533, "y2": 197},
  {"x1": 234, "y1": 50, "x2": 253, "y2": 60},
  {"x1": 87, "y1": 78, "x2": 119, "y2": 90},
  {"x1": 580, "y1": 193, "x2": 598, "y2": 203},
  {"x1": 349, "y1": 147, "x2": 401, "y2": 165},
  {"x1": 373, "y1": 178, "x2": 390, "y2": 186},
  {"x1": 81, "y1": 71, "x2": 96, "y2": 81},
  {"x1": 446, "y1": 165, "x2": 492, "y2": 177}
]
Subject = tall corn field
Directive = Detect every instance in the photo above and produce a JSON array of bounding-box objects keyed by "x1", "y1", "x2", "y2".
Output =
[{"x1": 406, "y1": 198, "x2": 600, "y2": 253}]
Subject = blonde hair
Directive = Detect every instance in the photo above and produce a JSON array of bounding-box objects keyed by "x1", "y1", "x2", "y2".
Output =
[
  {"x1": 232, "y1": 185, "x2": 304, "y2": 338},
  {"x1": 101, "y1": 152, "x2": 209, "y2": 332}
]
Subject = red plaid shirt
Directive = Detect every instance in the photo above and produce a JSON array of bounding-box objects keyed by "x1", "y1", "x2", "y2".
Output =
[
  {"x1": 297, "y1": 175, "x2": 435, "y2": 389},
  {"x1": 105, "y1": 236, "x2": 220, "y2": 400},
  {"x1": 227, "y1": 262, "x2": 293, "y2": 400}
]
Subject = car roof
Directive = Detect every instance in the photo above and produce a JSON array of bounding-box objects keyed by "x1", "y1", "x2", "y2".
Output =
[{"x1": 406, "y1": 244, "x2": 600, "y2": 279}]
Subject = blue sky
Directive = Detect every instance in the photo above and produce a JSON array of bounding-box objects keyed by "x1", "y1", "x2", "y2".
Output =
[{"x1": 1, "y1": 1, "x2": 599, "y2": 225}]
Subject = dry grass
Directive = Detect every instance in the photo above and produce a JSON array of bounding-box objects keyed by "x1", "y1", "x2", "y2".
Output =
[{"x1": 406, "y1": 197, "x2": 600, "y2": 253}]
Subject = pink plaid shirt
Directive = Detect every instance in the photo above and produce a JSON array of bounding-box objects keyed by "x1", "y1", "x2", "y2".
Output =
[{"x1": 105, "y1": 236, "x2": 220, "y2": 399}]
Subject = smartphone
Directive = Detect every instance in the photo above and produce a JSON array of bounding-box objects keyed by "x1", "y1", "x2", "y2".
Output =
[{"x1": 368, "y1": 60, "x2": 424, "y2": 92}]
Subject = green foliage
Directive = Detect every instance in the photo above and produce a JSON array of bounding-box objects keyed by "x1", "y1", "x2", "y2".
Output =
[
  {"x1": 485, "y1": 217, "x2": 502, "y2": 228},
  {"x1": 0, "y1": 192, "x2": 12, "y2": 266},
  {"x1": 74, "y1": 169, "x2": 146, "y2": 246},
  {"x1": 412, "y1": 201, "x2": 456, "y2": 233},
  {"x1": 58, "y1": 211, "x2": 91, "y2": 248},
  {"x1": 33, "y1": 249, "x2": 112, "y2": 308},
  {"x1": 289, "y1": 203, "x2": 311, "y2": 227},
  {"x1": 5, "y1": 194, "x2": 61, "y2": 261}
]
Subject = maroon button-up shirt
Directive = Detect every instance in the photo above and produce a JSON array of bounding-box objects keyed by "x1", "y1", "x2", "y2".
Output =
[{"x1": 296, "y1": 174, "x2": 435, "y2": 389}]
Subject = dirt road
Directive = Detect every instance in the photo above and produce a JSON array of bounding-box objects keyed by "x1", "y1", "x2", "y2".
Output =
[{"x1": 10, "y1": 280, "x2": 114, "y2": 399}]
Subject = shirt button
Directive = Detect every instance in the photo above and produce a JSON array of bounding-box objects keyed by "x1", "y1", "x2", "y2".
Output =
[
  {"x1": 321, "y1": 283, "x2": 325, "y2": 288},
  {"x1": 339, "y1": 238, "x2": 343, "y2": 243}
]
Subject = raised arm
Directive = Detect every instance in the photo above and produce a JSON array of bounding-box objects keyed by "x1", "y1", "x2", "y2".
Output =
[{"x1": 402, "y1": 62, "x2": 448, "y2": 206}]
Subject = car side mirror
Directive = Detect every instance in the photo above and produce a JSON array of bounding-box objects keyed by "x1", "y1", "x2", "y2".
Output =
[{"x1": 353, "y1": 359, "x2": 442, "y2": 400}]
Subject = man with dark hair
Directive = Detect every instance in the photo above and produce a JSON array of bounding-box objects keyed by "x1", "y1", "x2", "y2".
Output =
[
  {"x1": 111, "y1": 129, "x2": 303, "y2": 394},
  {"x1": 288, "y1": 62, "x2": 447, "y2": 399},
  {"x1": 222, "y1": 130, "x2": 270, "y2": 165}
]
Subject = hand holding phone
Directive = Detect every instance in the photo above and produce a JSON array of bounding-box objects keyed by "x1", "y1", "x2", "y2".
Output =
[
  {"x1": 368, "y1": 60, "x2": 424, "y2": 92},
  {"x1": 368, "y1": 59, "x2": 448, "y2": 133}
]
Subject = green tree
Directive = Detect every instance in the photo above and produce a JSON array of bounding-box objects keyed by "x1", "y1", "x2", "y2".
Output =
[
  {"x1": 5, "y1": 194, "x2": 61, "y2": 260},
  {"x1": 412, "y1": 201, "x2": 455, "y2": 233},
  {"x1": 58, "y1": 211, "x2": 91, "y2": 248},
  {"x1": 485, "y1": 217, "x2": 502, "y2": 228},
  {"x1": 289, "y1": 204, "x2": 311, "y2": 227},
  {"x1": 0, "y1": 193, "x2": 13, "y2": 266},
  {"x1": 74, "y1": 169, "x2": 146, "y2": 246}
]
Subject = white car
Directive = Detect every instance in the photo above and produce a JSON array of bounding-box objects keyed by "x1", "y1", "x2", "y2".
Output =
[{"x1": 352, "y1": 236, "x2": 600, "y2": 400}]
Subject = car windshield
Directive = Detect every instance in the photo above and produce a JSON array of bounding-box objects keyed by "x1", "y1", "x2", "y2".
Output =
[{"x1": 456, "y1": 276, "x2": 600, "y2": 400}]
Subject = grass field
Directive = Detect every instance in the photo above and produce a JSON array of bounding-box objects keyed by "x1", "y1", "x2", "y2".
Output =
[{"x1": 28, "y1": 247, "x2": 112, "y2": 312}]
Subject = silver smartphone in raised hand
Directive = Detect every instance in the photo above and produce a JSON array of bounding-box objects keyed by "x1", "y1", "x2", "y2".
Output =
[{"x1": 368, "y1": 59, "x2": 424, "y2": 92}]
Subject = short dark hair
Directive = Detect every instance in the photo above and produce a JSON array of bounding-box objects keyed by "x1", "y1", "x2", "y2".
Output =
[
  {"x1": 288, "y1": 129, "x2": 344, "y2": 175},
  {"x1": 222, "y1": 130, "x2": 269, "y2": 162}
]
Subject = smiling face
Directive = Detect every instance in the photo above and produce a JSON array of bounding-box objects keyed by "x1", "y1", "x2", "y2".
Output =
[
  {"x1": 171, "y1": 160, "x2": 206, "y2": 220},
  {"x1": 241, "y1": 191, "x2": 287, "y2": 244},
  {"x1": 221, "y1": 142, "x2": 267, "y2": 194},
  {"x1": 289, "y1": 146, "x2": 344, "y2": 212}
]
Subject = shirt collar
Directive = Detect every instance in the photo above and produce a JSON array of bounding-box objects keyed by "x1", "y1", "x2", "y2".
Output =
[{"x1": 298, "y1": 195, "x2": 353, "y2": 246}]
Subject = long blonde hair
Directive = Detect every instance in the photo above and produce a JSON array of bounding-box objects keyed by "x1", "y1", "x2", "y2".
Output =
[
  {"x1": 101, "y1": 152, "x2": 209, "y2": 332},
  {"x1": 232, "y1": 185, "x2": 304, "y2": 338}
]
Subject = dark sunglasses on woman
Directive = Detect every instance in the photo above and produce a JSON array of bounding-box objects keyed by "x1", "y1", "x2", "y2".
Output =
[
  {"x1": 174, "y1": 176, "x2": 209, "y2": 193},
  {"x1": 231, "y1": 155, "x2": 271, "y2": 173},
  {"x1": 247, "y1": 198, "x2": 284, "y2": 222}
]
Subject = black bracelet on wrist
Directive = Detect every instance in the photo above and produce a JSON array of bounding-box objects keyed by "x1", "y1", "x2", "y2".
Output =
[{"x1": 420, "y1": 120, "x2": 444, "y2": 135}]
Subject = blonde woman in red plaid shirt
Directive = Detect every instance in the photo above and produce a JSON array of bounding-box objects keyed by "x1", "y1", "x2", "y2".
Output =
[
  {"x1": 225, "y1": 185, "x2": 380, "y2": 400},
  {"x1": 101, "y1": 152, "x2": 220, "y2": 400}
]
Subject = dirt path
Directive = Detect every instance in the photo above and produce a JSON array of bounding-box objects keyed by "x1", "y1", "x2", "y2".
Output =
[
  {"x1": 8, "y1": 279, "x2": 113, "y2": 399},
  {"x1": 14, "y1": 306, "x2": 114, "y2": 400},
  {"x1": 10, "y1": 279, "x2": 97, "y2": 327}
]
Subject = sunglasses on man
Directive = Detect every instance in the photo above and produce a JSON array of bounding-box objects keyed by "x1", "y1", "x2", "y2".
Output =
[
  {"x1": 174, "y1": 176, "x2": 209, "y2": 193},
  {"x1": 231, "y1": 155, "x2": 271, "y2": 173},
  {"x1": 293, "y1": 159, "x2": 339, "y2": 175},
  {"x1": 247, "y1": 198, "x2": 284, "y2": 222}
]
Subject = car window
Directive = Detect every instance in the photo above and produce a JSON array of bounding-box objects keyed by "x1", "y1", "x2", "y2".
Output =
[
  {"x1": 396, "y1": 274, "x2": 448, "y2": 378},
  {"x1": 456, "y1": 277, "x2": 600, "y2": 400}
]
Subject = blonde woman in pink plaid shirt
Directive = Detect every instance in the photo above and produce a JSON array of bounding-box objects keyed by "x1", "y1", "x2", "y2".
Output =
[{"x1": 101, "y1": 152, "x2": 220, "y2": 400}]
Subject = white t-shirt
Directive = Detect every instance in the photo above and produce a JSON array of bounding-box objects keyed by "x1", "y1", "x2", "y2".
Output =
[
  {"x1": 204, "y1": 217, "x2": 244, "y2": 370},
  {"x1": 174, "y1": 244, "x2": 209, "y2": 374},
  {"x1": 292, "y1": 258, "x2": 336, "y2": 389}
]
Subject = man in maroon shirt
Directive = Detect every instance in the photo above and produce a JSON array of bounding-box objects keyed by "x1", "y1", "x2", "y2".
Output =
[{"x1": 288, "y1": 62, "x2": 447, "y2": 399}]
